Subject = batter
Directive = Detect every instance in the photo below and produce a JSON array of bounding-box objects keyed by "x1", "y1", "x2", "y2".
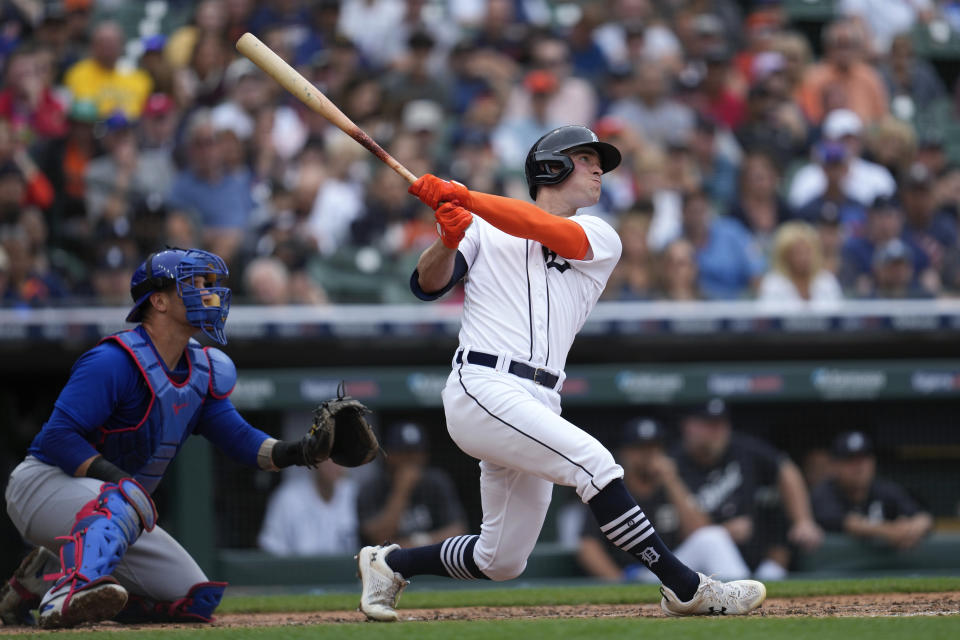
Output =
[{"x1": 356, "y1": 126, "x2": 767, "y2": 620}]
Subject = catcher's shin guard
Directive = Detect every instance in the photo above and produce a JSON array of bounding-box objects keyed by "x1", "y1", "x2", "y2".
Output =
[
  {"x1": 38, "y1": 479, "x2": 156, "y2": 628},
  {"x1": 115, "y1": 582, "x2": 227, "y2": 624}
]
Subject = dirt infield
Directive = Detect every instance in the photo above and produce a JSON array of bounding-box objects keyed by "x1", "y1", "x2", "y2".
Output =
[{"x1": 1, "y1": 591, "x2": 957, "y2": 633}]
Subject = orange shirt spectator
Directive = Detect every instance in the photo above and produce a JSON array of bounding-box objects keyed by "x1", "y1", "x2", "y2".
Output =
[{"x1": 798, "y1": 20, "x2": 887, "y2": 126}]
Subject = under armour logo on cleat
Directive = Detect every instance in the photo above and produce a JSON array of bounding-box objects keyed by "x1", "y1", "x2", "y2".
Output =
[{"x1": 708, "y1": 606, "x2": 727, "y2": 615}]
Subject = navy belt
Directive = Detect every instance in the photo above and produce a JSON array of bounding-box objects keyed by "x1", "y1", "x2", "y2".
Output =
[{"x1": 456, "y1": 349, "x2": 560, "y2": 388}]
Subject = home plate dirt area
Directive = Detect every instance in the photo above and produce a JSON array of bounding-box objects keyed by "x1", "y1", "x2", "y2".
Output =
[{"x1": 2, "y1": 591, "x2": 956, "y2": 632}]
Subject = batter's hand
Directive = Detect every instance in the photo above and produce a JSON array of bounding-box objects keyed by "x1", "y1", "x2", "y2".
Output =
[
  {"x1": 409, "y1": 174, "x2": 470, "y2": 210},
  {"x1": 435, "y1": 202, "x2": 473, "y2": 249}
]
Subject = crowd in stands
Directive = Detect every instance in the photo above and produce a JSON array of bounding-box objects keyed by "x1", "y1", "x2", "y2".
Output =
[{"x1": 3, "y1": 0, "x2": 960, "y2": 306}]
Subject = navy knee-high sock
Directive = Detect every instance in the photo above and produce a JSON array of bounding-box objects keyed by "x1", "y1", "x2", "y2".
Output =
[
  {"x1": 588, "y1": 479, "x2": 700, "y2": 601},
  {"x1": 385, "y1": 535, "x2": 490, "y2": 581}
]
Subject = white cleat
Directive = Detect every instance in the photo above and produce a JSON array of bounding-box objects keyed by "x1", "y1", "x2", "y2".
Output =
[
  {"x1": 356, "y1": 544, "x2": 409, "y2": 622},
  {"x1": 660, "y1": 573, "x2": 766, "y2": 616},
  {"x1": 38, "y1": 577, "x2": 128, "y2": 629},
  {"x1": 0, "y1": 546, "x2": 59, "y2": 626}
]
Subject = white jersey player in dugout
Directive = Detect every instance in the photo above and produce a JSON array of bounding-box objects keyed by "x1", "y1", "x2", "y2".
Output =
[{"x1": 356, "y1": 125, "x2": 767, "y2": 620}]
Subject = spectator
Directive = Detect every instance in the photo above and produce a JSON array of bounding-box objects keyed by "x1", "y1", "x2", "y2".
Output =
[
  {"x1": 654, "y1": 237, "x2": 701, "y2": 301},
  {"x1": 173, "y1": 31, "x2": 231, "y2": 108},
  {"x1": 63, "y1": 21, "x2": 153, "y2": 117},
  {"x1": 502, "y1": 34, "x2": 598, "y2": 128},
  {"x1": 84, "y1": 112, "x2": 174, "y2": 226},
  {"x1": 0, "y1": 119, "x2": 54, "y2": 219},
  {"x1": 88, "y1": 240, "x2": 139, "y2": 304},
  {"x1": 0, "y1": 45, "x2": 68, "y2": 142},
  {"x1": 0, "y1": 223, "x2": 66, "y2": 306},
  {"x1": 138, "y1": 93, "x2": 178, "y2": 152},
  {"x1": 758, "y1": 221, "x2": 843, "y2": 305},
  {"x1": 243, "y1": 256, "x2": 292, "y2": 305},
  {"x1": 797, "y1": 19, "x2": 888, "y2": 126},
  {"x1": 880, "y1": 33, "x2": 946, "y2": 122},
  {"x1": 259, "y1": 460, "x2": 360, "y2": 556},
  {"x1": 579, "y1": 417, "x2": 750, "y2": 582},
  {"x1": 381, "y1": 31, "x2": 452, "y2": 114},
  {"x1": 679, "y1": 188, "x2": 765, "y2": 300},
  {"x1": 672, "y1": 399, "x2": 823, "y2": 579},
  {"x1": 492, "y1": 70, "x2": 564, "y2": 177},
  {"x1": 808, "y1": 201, "x2": 846, "y2": 277},
  {"x1": 728, "y1": 150, "x2": 792, "y2": 258},
  {"x1": 840, "y1": 0, "x2": 935, "y2": 56},
  {"x1": 840, "y1": 196, "x2": 933, "y2": 296},
  {"x1": 771, "y1": 31, "x2": 813, "y2": 107},
  {"x1": 787, "y1": 109, "x2": 896, "y2": 210},
  {"x1": 735, "y1": 79, "x2": 807, "y2": 171},
  {"x1": 812, "y1": 431, "x2": 933, "y2": 549},
  {"x1": 868, "y1": 238, "x2": 934, "y2": 298},
  {"x1": 165, "y1": 0, "x2": 228, "y2": 69},
  {"x1": 900, "y1": 162, "x2": 956, "y2": 272},
  {"x1": 139, "y1": 35, "x2": 175, "y2": 96},
  {"x1": 794, "y1": 142, "x2": 868, "y2": 238},
  {"x1": 603, "y1": 204, "x2": 654, "y2": 301},
  {"x1": 167, "y1": 110, "x2": 254, "y2": 266},
  {"x1": 356, "y1": 422, "x2": 467, "y2": 548},
  {"x1": 863, "y1": 115, "x2": 916, "y2": 178},
  {"x1": 692, "y1": 46, "x2": 747, "y2": 130},
  {"x1": 304, "y1": 134, "x2": 366, "y2": 257},
  {"x1": 690, "y1": 115, "x2": 738, "y2": 211},
  {"x1": 608, "y1": 62, "x2": 694, "y2": 147}
]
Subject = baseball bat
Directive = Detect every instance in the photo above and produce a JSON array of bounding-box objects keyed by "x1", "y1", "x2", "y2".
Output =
[{"x1": 235, "y1": 32, "x2": 419, "y2": 184}]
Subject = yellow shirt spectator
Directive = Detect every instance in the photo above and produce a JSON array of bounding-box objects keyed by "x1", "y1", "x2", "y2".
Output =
[{"x1": 64, "y1": 59, "x2": 153, "y2": 118}]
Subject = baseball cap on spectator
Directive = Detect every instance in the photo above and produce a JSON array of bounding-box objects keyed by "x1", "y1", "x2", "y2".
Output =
[
  {"x1": 402, "y1": 99, "x2": 443, "y2": 133},
  {"x1": 703, "y1": 45, "x2": 732, "y2": 66},
  {"x1": 104, "y1": 111, "x2": 133, "y2": 132},
  {"x1": 142, "y1": 34, "x2": 166, "y2": 53},
  {"x1": 211, "y1": 102, "x2": 253, "y2": 140},
  {"x1": 823, "y1": 109, "x2": 862, "y2": 140},
  {"x1": 620, "y1": 417, "x2": 665, "y2": 448},
  {"x1": 594, "y1": 115, "x2": 627, "y2": 139},
  {"x1": 524, "y1": 70, "x2": 558, "y2": 95},
  {"x1": 68, "y1": 99, "x2": 99, "y2": 123},
  {"x1": 96, "y1": 243, "x2": 137, "y2": 271},
  {"x1": 224, "y1": 58, "x2": 259, "y2": 89},
  {"x1": 903, "y1": 162, "x2": 933, "y2": 190},
  {"x1": 408, "y1": 30, "x2": 435, "y2": 51},
  {"x1": 384, "y1": 422, "x2": 429, "y2": 452},
  {"x1": 682, "y1": 397, "x2": 730, "y2": 421},
  {"x1": 831, "y1": 431, "x2": 873, "y2": 458},
  {"x1": 816, "y1": 141, "x2": 848, "y2": 164},
  {"x1": 873, "y1": 238, "x2": 912, "y2": 267},
  {"x1": 143, "y1": 93, "x2": 174, "y2": 118},
  {"x1": 752, "y1": 51, "x2": 785, "y2": 81},
  {"x1": 869, "y1": 194, "x2": 901, "y2": 213}
]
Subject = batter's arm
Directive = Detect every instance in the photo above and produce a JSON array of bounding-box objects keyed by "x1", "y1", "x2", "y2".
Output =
[{"x1": 417, "y1": 239, "x2": 458, "y2": 293}]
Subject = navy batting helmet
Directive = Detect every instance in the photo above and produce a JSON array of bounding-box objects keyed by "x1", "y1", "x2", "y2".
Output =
[
  {"x1": 524, "y1": 125, "x2": 621, "y2": 200},
  {"x1": 126, "y1": 248, "x2": 232, "y2": 345}
]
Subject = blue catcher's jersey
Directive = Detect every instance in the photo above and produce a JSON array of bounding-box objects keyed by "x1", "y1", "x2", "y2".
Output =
[
  {"x1": 27, "y1": 326, "x2": 259, "y2": 492},
  {"x1": 96, "y1": 330, "x2": 212, "y2": 492}
]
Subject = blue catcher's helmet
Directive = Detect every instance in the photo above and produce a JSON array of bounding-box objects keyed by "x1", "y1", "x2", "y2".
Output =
[
  {"x1": 126, "y1": 248, "x2": 232, "y2": 345},
  {"x1": 524, "y1": 125, "x2": 621, "y2": 200}
]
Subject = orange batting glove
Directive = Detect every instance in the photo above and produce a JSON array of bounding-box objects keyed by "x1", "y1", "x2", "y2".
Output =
[
  {"x1": 409, "y1": 174, "x2": 471, "y2": 210},
  {"x1": 435, "y1": 202, "x2": 473, "y2": 249}
]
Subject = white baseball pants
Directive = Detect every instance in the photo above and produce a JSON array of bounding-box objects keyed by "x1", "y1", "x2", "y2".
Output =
[
  {"x1": 5, "y1": 456, "x2": 209, "y2": 601},
  {"x1": 442, "y1": 363, "x2": 624, "y2": 581}
]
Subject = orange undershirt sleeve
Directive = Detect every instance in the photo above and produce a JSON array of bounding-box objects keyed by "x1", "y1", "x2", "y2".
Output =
[{"x1": 462, "y1": 190, "x2": 590, "y2": 260}]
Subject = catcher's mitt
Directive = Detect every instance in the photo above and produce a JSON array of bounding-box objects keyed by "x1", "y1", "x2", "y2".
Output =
[{"x1": 311, "y1": 384, "x2": 380, "y2": 467}]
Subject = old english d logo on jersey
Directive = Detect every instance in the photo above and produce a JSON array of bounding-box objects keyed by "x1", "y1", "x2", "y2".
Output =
[
  {"x1": 542, "y1": 246, "x2": 572, "y2": 273},
  {"x1": 97, "y1": 330, "x2": 211, "y2": 493}
]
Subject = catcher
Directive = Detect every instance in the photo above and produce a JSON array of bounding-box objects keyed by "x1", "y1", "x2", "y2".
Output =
[{"x1": 0, "y1": 248, "x2": 378, "y2": 629}]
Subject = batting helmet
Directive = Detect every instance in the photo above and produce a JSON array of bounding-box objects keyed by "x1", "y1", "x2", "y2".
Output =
[
  {"x1": 524, "y1": 125, "x2": 621, "y2": 200},
  {"x1": 126, "y1": 248, "x2": 232, "y2": 345}
]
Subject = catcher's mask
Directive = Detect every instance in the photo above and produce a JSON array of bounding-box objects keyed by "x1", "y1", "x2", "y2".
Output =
[
  {"x1": 126, "y1": 248, "x2": 232, "y2": 345},
  {"x1": 523, "y1": 125, "x2": 621, "y2": 200}
]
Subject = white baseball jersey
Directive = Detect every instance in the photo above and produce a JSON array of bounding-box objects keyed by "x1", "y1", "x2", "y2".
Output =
[
  {"x1": 455, "y1": 213, "x2": 622, "y2": 375},
  {"x1": 436, "y1": 210, "x2": 625, "y2": 581}
]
